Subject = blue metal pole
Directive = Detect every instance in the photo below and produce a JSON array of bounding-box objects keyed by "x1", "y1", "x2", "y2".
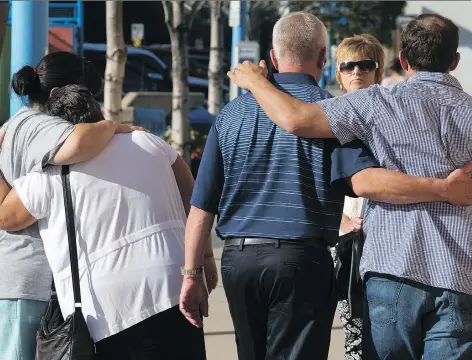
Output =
[
  {"x1": 324, "y1": 28, "x2": 332, "y2": 86},
  {"x1": 77, "y1": 0, "x2": 84, "y2": 56},
  {"x1": 331, "y1": 39, "x2": 337, "y2": 86},
  {"x1": 230, "y1": 0, "x2": 246, "y2": 100},
  {"x1": 10, "y1": 1, "x2": 48, "y2": 117}
]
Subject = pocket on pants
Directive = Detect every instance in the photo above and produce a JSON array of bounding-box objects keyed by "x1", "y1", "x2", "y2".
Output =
[
  {"x1": 221, "y1": 247, "x2": 235, "y2": 272},
  {"x1": 366, "y1": 277, "x2": 402, "y2": 326},
  {"x1": 448, "y1": 291, "x2": 472, "y2": 332}
]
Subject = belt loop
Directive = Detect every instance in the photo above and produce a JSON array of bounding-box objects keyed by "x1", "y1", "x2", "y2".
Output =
[
  {"x1": 239, "y1": 238, "x2": 245, "y2": 251},
  {"x1": 275, "y1": 239, "x2": 280, "y2": 248}
]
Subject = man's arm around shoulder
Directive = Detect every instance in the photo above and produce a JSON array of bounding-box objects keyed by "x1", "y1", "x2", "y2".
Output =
[
  {"x1": 331, "y1": 140, "x2": 472, "y2": 206},
  {"x1": 350, "y1": 163, "x2": 472, "y2": 206}
]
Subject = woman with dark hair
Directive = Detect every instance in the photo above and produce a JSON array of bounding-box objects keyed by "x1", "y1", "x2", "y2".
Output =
[
  {"x1": 381, "y1": 57, "x2": 406, "y2": 86},
  {"x1": 0, "y1": 51, "x2": 143, "y2": 359},
  {"x1": 0, "y1": 84, "x2": 211, "y2": 359}
]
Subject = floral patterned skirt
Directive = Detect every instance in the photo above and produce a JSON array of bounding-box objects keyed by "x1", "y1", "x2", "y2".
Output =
[
  {"x1": 337, "y1": 299, "x2": 362, "y2": 360},
  {"x1": 333, "y1": 247, "x2": 363, "y2": 360}
]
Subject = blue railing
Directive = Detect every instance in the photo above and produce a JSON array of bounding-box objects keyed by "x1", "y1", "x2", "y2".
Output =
[
  {"x1": 4, "y1": 1, "x2": 82, "y2": 27},
  {"x1": 3, "y1": 1, "x2": 83, "y2": 55}
]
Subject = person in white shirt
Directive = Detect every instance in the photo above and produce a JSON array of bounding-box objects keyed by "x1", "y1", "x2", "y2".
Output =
[
  {"x1": 380, "y1": 58, "x2": 407, "y2": 86},
  {"x1": 334, "y1": 34, "x2": 385, "y2": 360},
  {"x1": 0, "y1": 85, "x2": 215, "y2": 359}
]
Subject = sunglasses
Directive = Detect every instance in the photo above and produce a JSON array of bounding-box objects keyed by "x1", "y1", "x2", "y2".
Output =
[{"x1": 338, "y1": 60, "x2": 379, "y2": 74}]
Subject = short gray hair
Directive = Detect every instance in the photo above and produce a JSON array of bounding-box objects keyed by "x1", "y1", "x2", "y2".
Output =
[{"x1": 272, "y1": 12, "x2": 327, "y2": 66}]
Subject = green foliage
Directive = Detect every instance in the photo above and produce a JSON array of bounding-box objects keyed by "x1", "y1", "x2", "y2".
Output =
[
  {"x1": 288, "y1": 1, "x2": 405, "y2": 47},
  {"x1": 165, "y1": 126, "x2": 207, "y2": 161},
  {"x1": 330, "y1": 1, "x2": 406, "y2": 46}
]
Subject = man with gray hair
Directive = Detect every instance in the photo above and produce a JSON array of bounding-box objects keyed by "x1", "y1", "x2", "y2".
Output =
[
  {"x1": 180, "y1": 12, "x2": 472, "y2": 360},
  {"x1": 272, "y1": 11, "x2": 327, "y2": 67}
]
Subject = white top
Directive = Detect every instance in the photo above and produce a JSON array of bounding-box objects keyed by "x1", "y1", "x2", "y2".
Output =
[
  {"x1": 343, "y1": 196, "x2": 365, "y2": 220},
  {"x1": 381, "y1": 75, "x2": 407, "y2": 87},
  {"x1": 339, "y1": 196, "x2": 365, "y2": 236},
  {"x1": 14, "y1": 132, "x2": 186, "y2": 342}
]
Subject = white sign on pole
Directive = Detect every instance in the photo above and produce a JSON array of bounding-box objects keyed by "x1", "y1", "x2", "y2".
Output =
[
  {"x1": 229, "y1": 1, "x2": 241, "y2": 28},
  {"x1": 131, "y1": 23, "x2": 145, "y2": 42},
  {"x1": 230, "y1": 41, "x2": 260, "y2": 99},
  {"x1": 237, "y1": 41, "x2": 260, "y2": 64}
]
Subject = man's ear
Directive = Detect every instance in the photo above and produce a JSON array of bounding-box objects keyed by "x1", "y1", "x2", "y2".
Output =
[
  {"x1": 318, "y1": 47, "x2": 327, "y2": 69},
  {"x1": 399, "y1": 50, "x2": 409, "y2": 71},
  {"x1": 449, "y1": 52, "x2": 460, "y2": 72},
  {"x1": 270, "y1": 49, "x2": 279, "y2": 71}
]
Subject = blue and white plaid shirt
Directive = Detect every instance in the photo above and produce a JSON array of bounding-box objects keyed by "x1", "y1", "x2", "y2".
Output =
[{"x1": 318, "y1": 72, "x2": 472, "y2": 295}]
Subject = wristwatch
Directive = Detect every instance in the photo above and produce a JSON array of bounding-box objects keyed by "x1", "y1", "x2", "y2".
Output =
[{"x1": 181, "y1": 266, "x2": 203, "y2": 276}]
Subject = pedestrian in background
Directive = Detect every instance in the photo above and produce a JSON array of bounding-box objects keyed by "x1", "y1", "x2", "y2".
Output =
[
  {"x1": 334, "y1": 33, "x2": 385, "y2": 360},
  {"x1": 381, "y1": 57, "x2": 406, "y2": 86}
]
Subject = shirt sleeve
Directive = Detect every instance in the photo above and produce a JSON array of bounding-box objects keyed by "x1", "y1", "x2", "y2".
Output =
[
  {"x1": 26, "y1": 115, "x2": 75, "y2": 172},
  {"x1": 13, "y1": 172, "x2": 51, "y2": 220},
  {"x1": 190, "y1": 123, "x2": 224, "y2": 214},
  {"x1": 317, "y1": 87, "x2": 375, "y2": 145},
  {"x1": 330, "y1": 140, "x2": 380, "y2": 197},
  {"x1": 141, "y1": 132, "x2": 178, "y2": 165}
]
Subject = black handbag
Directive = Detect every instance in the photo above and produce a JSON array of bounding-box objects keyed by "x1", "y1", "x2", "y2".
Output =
[
  {"x1": 334, "y1": 229, "x2": 365, "y2": 320},
  {"x1": 35, "y1": 165, "x2": 97, "y2": 360}
]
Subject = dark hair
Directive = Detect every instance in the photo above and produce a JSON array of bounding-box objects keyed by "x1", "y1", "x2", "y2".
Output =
[
  {"x1": 41, "y1": 85, "x2": 103, "y2": 125},
  {"x1": 388, "y1": 58, "x2": 403, "y2": 74},
  {"x1": 401, "y1": 14, "x2": 459, "y2": 73},
  {"x1": 11, "y1": 51, "x2": 103, "y2": 106}
]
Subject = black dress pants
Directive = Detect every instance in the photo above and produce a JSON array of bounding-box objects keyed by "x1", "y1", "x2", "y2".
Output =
[
  {"x1": 221, "y1": 241, "x2": 337, "y2": 360},
  {"x1": 95, "y1": 305, "x2": 207, "y2": 360}
]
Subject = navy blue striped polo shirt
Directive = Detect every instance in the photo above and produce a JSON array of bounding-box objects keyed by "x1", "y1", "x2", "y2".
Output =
[{"x1": 191, "y1": 72, "x2": 378, "y2": 245}]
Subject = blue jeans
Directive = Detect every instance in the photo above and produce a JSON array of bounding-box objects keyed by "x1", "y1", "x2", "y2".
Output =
[
  {"x1": 363, "y1": 273, "x2": 472, "y2": 360},
  {"x1": 0, "y1": 299, "x2": 48, "y2": 360}
]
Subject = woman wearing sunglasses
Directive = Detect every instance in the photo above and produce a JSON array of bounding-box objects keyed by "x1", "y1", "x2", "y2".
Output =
[{"x1": 334, "y1": 34, "x2": 385, "y2": 360}]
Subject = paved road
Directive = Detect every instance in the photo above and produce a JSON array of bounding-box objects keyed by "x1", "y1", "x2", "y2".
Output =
[{"x1": 204, "y1": 243, "x2": 346, "y2": 360}]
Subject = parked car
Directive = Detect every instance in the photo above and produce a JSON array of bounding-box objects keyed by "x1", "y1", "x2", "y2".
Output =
[
  {"x1": 83, "y1": 43, "x2": 226, "y2": 102},
  {"x1": 145, "y1": 44, "x2": 230, "y2": 103},
  {"x1": 83, "y1": 43, "x2": 171, "y2": 100}
]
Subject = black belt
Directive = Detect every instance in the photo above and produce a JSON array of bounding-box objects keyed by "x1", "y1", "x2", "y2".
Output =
[{"x1": 224, "y1": 237, "x2": 331, "y2": 251}]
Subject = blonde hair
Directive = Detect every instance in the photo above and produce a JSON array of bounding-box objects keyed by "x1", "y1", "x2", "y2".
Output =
[
  {"x1": 272, "y1": 12, "x2": 327, "y2": 66},
  {"x1": 335, "y1": 34, "x2": 384, "y2": 85}
]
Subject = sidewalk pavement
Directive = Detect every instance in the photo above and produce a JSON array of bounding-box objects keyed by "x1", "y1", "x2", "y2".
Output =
[{"x1": 204, "y1": 246, "x2": 346, "y2": 360}]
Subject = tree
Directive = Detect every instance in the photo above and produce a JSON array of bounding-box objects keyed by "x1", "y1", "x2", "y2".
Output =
[
  {"x1": 104, "y1": 1, "x2": 127, "y2": 121},
  {"x1": 208, "y1": 0, "x2": 223, "y2": 115},
  {"x1": 320, "y1": 2, "x2": 406, "y2": 46},
  {"x1": 246, "y1": 1, "x2": 280, "y2": 42},
  {"x1": 162, "y1": 0, "x2": 204, "y2": 163},
  {"x1": 0, "y1": 3, "x2": 9, "y2": 58}
]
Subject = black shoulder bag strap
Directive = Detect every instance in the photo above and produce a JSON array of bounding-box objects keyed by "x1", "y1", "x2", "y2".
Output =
[
  {"x1": 348, "y1": 199, "x2": 367, "y2": 318},
  {"x1": 61, "y1": 165, "x2": 82, "y2": 312}
]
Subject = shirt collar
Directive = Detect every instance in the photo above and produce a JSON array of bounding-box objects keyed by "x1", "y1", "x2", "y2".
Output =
[
  {"x1": 408, "y1": 71, "x2": 463, "y2": 90},
  {"x1": 272, "y1": 72, "x2": 319, "y2": 87}
]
